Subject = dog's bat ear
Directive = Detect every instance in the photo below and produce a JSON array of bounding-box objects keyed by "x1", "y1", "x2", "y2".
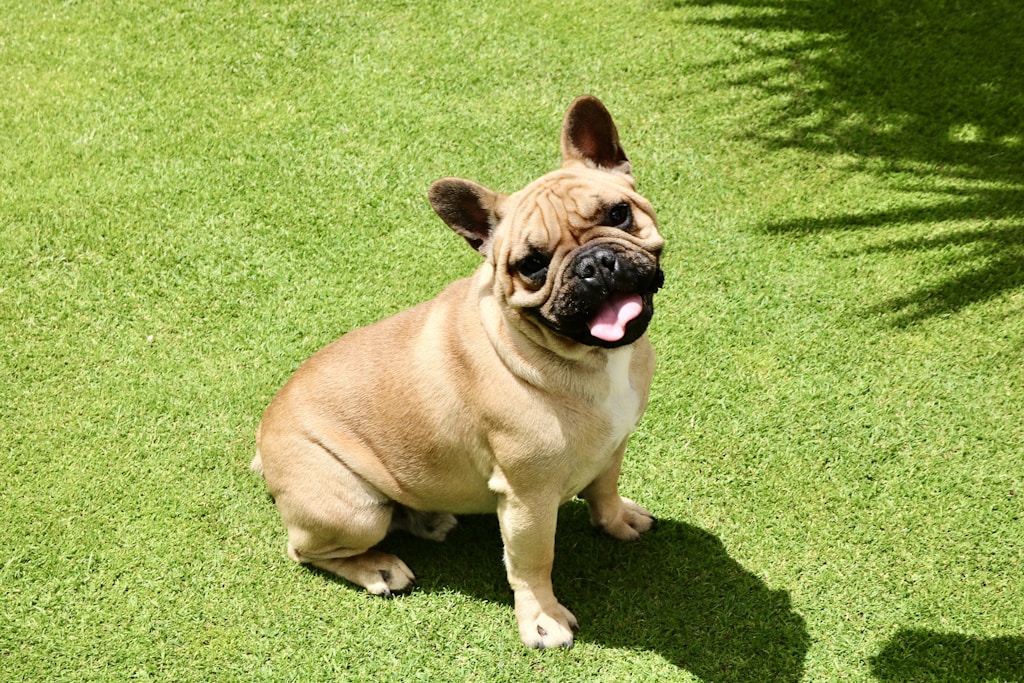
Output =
[
  {"x1": 428, "y1": 178, "x2": 506, "y2": 257},
  {"x1": 561, "y1": 95, "x2": 632, "y2": 175}
]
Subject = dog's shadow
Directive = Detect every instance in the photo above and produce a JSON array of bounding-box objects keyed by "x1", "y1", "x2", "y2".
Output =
[{"x1": 376, "y1": 502, "x2": 809, "y2": 681}]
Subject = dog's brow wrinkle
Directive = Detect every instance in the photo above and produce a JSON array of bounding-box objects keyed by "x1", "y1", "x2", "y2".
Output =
[{"x1": 529, "y1": 190, "x2": 564, "y2": 244}]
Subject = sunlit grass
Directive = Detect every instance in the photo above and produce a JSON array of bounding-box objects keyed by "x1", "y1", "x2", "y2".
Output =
[{"x1": 2, "y1": 1, "x2": 1021, "y2": 681}]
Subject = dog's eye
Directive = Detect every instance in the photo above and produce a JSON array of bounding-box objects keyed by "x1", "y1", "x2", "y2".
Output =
[
  {"x1": 515, "y1": 252, "x2": 550, "y2": 284},
  {"x1": 602, "y1": 202, "x2": 633, "y2": 230}
]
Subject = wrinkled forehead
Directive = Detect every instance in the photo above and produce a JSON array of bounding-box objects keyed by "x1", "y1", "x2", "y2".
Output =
[{"x1": 504, "y1": 167, "x2": 651, "y2": 239}]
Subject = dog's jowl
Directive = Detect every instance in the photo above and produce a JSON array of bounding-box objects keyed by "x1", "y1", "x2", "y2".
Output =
[{"x1": 253, "y1": 95, "x2": 665, "y2": 650}]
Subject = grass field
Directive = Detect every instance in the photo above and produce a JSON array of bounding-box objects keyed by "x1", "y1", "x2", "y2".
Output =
[{"x1": 2, "y1": 0, "x2": 1022, "y2": 680}]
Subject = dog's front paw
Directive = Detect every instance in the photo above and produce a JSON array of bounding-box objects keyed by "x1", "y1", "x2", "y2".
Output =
[
  {"x1": 591, "y1": 496, "x2": 654, "y2": 541},
  {"x1": 515, "y1": 596, "x2": 579, "y2": 649}
]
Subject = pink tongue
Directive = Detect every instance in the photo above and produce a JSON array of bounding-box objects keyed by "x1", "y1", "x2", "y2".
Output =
[{"x1": 589, "y1": 292, "x2": 644, "y2": 342}]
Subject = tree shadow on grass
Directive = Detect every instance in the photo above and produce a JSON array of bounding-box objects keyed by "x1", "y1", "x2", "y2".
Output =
[
  {"x1": 870, "y1": 629, "x2": 1024, "y2": 682},
  {"x1": 763, "y1": 195, "x2": 1024, "y2": 326},
  {"x1": 379, "y1": 503, "x2": 809, "y2": 682},
  {"x1": 678, "y1": 0, "x2": 1024, "y2": 323}
]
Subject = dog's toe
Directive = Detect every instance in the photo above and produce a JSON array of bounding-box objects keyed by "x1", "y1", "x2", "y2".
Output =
[
  {"x1": 363, "y1": 556, "x2": 416, "y2": 596},
  {"x1": 516, "y1": 599, "x2": 578, "y2": 650}
]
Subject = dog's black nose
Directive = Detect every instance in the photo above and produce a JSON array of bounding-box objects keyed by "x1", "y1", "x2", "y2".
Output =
[{"x1": 574, "y1": 246, "x2": 619, "y2": 283}]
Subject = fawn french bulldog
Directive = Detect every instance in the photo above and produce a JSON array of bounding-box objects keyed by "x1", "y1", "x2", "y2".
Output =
[{"x1": 253, "y1": 96, "x2": 665, "y2": 649}]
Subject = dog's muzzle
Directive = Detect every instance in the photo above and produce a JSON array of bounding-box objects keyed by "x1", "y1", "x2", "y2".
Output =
[{"x1": 542, "y1": 243, "x2": 664, "y2": 348}]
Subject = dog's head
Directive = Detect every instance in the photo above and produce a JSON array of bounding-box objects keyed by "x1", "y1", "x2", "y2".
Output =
[{"x1": 429, "y1": 96, "x2": 665, "y2": 349}]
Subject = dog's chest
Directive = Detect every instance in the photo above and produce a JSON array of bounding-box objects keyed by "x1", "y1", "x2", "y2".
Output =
[{"x1": 600, "y1": 347, "x2": 641, "y2": 447}]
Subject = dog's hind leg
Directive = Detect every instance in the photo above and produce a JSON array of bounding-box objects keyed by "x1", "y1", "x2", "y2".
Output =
[
  {"x1": 264, "y1": 438, "x2": 416, "y2": 597},
  {"x1": 282, "y1": 505, "x2": 416, "y2": 597}
]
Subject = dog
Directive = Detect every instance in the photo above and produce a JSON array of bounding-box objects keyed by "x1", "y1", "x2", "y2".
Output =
[{"x1": 253, "y1": 95, "x2": 665, "y2": 649}]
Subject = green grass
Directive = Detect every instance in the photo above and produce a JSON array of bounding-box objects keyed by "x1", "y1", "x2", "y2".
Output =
[{"x1": 2, "y1": 0, "x2": 1022, "y2": 680}]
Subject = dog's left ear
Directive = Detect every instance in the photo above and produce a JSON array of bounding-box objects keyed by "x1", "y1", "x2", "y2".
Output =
[
  {"x1": 560, "y1": 95, "x2": 632, "y2": 175},
  {"x1": 429, "y1": 178, "x2": 507, "y2": 257}
]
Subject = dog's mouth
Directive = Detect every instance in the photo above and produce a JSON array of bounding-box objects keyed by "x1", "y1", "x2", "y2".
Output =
[
  {"x1": 588, "y1": 291, "x2": 645, "y2": 343},
  {"x1": 578, "y1": 277, "x2": 662, "y2": 348},
  {"x1": 537, "y1": 249, "x2": 664, "y2": 349}
]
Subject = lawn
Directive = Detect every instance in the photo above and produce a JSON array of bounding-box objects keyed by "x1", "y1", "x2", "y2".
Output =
[{"x1": 2, "y1": 0, "x2": 1022, "y2": 681}]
